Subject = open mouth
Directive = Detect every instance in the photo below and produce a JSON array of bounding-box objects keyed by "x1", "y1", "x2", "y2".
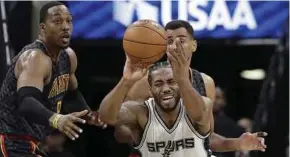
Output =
[
  {"x1": 161, "y1": 95, "x2": 174, "y2": 101},
  {"x1": 61, "y1": 34, "x2": 70, "y2": 43}
]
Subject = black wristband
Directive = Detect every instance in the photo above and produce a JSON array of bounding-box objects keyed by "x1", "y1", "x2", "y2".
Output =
[{"x1": 17, "y1": 86, "x2": 54, "y2": 126}]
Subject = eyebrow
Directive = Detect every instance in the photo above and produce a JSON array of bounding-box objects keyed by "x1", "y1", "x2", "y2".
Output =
[
  {"x1": 51, "y1": 13, "x2": 72, "y2": 17},
  {"x1": 167, "y1": 35, "x2": 187, "y2": 39}
]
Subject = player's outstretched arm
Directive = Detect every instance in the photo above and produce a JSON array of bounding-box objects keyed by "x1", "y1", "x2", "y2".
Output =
[
  {"x1": 62, "y1": 47, "x2": 91, "y2": 112},
  {"x1": 167, "y1": 38, "x2": 212, "y2": 135},
  {"x1": 62, "y1": 47, "x2": 106, "y2": 127},
  {"x1": 210, "y1": 132, "x2": 267, "y2": 152}
]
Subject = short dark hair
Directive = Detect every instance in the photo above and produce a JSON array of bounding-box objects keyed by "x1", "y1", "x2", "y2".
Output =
[
  {"x1": 148, "y1": 61, "x2": 171, "y2": 85},
  {"x1": 39, "y1": 1, "x2": 65, "y2": 24},
  {"x1": 165, "y1": 20, "x2": 194, "y2": 39}
]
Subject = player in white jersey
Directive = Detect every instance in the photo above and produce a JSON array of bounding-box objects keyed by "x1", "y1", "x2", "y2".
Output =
[
  {"x1": 137, "y1": 97, "x2": 210, "y2": 157},
  {"x1": 123, "y1": 20, "x2": 267, "y2": 154},
  {"x1": 99, "y1": 35, "x2": 214, "y2": 157}
]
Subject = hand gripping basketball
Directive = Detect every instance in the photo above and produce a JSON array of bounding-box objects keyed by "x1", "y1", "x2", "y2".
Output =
[{"x1": 123, "y1": 56, "x2": 149, "y2": 82}]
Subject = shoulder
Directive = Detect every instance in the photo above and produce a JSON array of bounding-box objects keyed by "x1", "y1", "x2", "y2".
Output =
[
  {"x1": 15, "y1": 49, "x2": 51, "y2": 78},
  {"x1": 200, "y1": 73, "x2": 214, "y2": 85},
  {"x1": 65, "y1": 47, "x2": 77, "y2": 73},
  {"x1": 122, "y1": 100, "x2": 149, "y2": 114},
  {"x1": 200, "y1": 72, "x2": 216, "y2": 101},
  {"x1": 65, "y1": 47, "x2": 77, "y2": 62},
  {"x1": 18, "y1": 49, "x2": 51, "y2": 70}
]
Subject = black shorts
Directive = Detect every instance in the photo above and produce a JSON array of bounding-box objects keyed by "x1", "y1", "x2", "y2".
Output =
[{"x1": 0, "y1": 134, "x2": 47, "y2": 157}]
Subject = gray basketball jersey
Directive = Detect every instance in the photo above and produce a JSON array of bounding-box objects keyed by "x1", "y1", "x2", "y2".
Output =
[{"x1": 134, "y1": 98, "x2": 210, "y2": 157}]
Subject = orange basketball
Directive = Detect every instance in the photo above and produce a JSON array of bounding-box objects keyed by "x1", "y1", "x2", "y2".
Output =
[{"x1": 123, "y1": 19, "x2": 166, "y2": 64}]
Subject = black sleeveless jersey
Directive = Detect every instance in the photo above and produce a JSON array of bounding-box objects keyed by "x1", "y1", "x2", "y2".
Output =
[{"x1": 0, "y1": 40, "x2": 71, "y2": 141}]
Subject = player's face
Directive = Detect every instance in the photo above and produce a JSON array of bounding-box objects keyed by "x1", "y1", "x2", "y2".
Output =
[
  {"x1": 166, "y1": 27, "x2": 197, "y2": 59},
  {"x1": 42, "y1": 5, "x2": 73, "y2": 49},
  {"x1": 150, "y1": 67, "x2": 180, "y2": 112}
]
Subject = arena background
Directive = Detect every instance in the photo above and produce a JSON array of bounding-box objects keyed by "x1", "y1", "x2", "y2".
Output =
[{"x1": 0, "y1": 1, "x2": 288, "y2": 157}]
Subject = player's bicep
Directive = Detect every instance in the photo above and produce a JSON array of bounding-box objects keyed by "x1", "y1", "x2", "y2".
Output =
[
  {"x1": 68, "y1": 73, "x2": 78, "y2": 90},
  {"x1": 66, "y1": 47, "x2": 78, "y2": 91},
  {"x1": 16, "y1": 51, "x2": 50, "y2": 92}
]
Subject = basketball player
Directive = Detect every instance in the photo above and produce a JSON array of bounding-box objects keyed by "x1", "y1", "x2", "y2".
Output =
[
  {"x1": 100, "y1": 49, "x2": 215, "y2": 157},
  {"x1": 121, "y1": 20, "x2": 267, "y2": 153},
  {"x1": 0, "y1": 2, "x2": 105, "y2": 156}
]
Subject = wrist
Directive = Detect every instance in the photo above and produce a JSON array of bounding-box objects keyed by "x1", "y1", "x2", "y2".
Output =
[
  {"x1": 232, "y1": 138, "x2": 242, "y2": 150},
  {"x1": 121, "y1": 77, "x2": 138, "y2": 87},
  {"x1": 176, "y1": 77, "x2": 191, "y2": 85},
  {"x1": 49, "y1": 113, "x2": 62, "y2": 129}
]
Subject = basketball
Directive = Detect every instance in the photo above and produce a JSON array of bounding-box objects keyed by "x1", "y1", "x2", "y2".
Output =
[{"x1": 123, "y1": 19, "x2": 166, "y2": 64}]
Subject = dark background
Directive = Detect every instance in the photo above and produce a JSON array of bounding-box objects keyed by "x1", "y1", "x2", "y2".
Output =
[{"x1": 0, "y1": 1, "x2": 288, "y2": 157}]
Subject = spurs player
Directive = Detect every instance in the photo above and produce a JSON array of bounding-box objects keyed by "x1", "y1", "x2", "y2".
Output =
[{"x1": 99, "y1": 36, "x2": 213, "y2": 156}]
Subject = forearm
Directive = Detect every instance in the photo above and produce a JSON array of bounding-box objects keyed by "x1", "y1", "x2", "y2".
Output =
[
  {"x1": 125, "y1": 76, "x2": 150, "y2": 101},
  {"x1": 63, "y1": 89, "x2": 91, "y2": 113},
  {"x1": 178, "y1": 78, "x2": 207, "y2": 122},
  {"x1": 99, "y1": 77, "x2": 136, "y2": 124},
  {"x1": 17, "y1": 87, "x2": 55, "y2": 126},
  {"x1": 210, "y1": 133, "x2": 241, "y2": 152}
]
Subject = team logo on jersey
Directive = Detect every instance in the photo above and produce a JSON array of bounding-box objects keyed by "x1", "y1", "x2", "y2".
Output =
[
  {"x1": 48, "y1": 74, "x2": 70, "y2": 98},
  {"x1": 162, "y1": 140, "x2": 174, "y2": 157},
  {"x1": 147, "y1": 138, "x2": 195, "y2": 156}
]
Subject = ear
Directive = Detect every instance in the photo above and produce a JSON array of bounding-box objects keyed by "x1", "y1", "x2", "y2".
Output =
[
  {"x1": 147, "y1": 83, "x2": 153, "y2": 98},
  {"x1": 191, "y1": 40, "x2": 197, "y2": 52},
  {"x1": 39, "y1": 23, "x2": 45, "y2": 34}
]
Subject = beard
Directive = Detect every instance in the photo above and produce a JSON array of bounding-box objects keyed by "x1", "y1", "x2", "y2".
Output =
[{"x1": 153, "y1": 93, "x2": 181, "y2": 112}]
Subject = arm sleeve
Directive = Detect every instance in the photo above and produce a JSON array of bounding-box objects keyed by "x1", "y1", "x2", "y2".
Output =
[{"x1": 17, "y1": 86, "x2": 54, "y2": 127}]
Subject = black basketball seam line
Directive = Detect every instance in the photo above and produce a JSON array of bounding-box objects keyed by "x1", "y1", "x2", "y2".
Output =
[
  {"x1": 127, "y1": 25, "x2": 166, "y2": 40},
  {"x1": 123, "y1": 39, "x2": 166, "y2": 46},
  {"x1": 126, "y1": 51, "x2": 165, "y2": 59},
  {"x1": 123, "y1": 39, "x2": 166, "y2": 58}
]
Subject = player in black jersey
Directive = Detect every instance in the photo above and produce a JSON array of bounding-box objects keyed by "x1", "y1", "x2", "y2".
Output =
[
  {"x1": 0, "y1": 2, "x2": 105, "y2": 157},
  {"x1": 112, "y1": 20, "x2": 267, "y2": 157}
]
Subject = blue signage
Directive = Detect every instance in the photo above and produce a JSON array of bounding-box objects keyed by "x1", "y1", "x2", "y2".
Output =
[{"x1": 67, "y1": 0, "x2": 289, "y2": 39}]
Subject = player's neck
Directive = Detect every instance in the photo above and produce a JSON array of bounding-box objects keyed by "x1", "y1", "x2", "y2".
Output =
[
  {"x1": 38, "y1": 37, "x2": 61, "y2": 61},
  {"x1": 156, "y1": 104, "x2": 181, "y2": 125}
]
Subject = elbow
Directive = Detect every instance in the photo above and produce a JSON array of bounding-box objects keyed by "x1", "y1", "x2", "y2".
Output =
[{"x1": 98, "y1": 106, "x2": 117, "y2": 125}]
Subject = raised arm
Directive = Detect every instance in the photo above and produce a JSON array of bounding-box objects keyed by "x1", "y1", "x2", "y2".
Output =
[
  {"x1": 167, "y1": 38, "x2": 212, "y2": 135},
  {"x1": 125, "y1": 75, "x2": 151, "y2": 101},
  {"x1": 99, "y1": 56, "x2": 148, "y2": 125}
]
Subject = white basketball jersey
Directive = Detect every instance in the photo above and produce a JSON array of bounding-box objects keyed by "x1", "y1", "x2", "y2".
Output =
[{"x1": 134, "y1": 98, "x2": 210, "y2": 157}]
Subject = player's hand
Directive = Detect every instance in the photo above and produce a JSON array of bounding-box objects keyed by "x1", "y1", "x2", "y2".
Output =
[
  {"x1": 166, "y1": 38, "x2": 190, "y2": 83},
  {"x1": 123, "y1": 56, "x2": 149, "y2": 82},
  {"x1": 238, "y1": 132, "x2": 267, "y2": 151},
  {"x1": 85, "y1": 111, "x2": 107, "y2": 129},
  {"x1": 57, "y1": 110, "x2": 88, "y2": 141}
]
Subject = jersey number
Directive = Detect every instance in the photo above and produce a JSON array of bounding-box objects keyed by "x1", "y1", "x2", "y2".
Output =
[{"x1": 57, "y1": 101, "x2": 62, "y2": 113}]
